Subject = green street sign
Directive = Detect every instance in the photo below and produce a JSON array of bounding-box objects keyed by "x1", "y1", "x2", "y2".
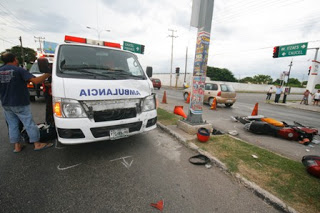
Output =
[
  {"x1": 278, "y1": 42, "x2": 308, "y2": 58},
  {"x1": 123, "y1": 41, "x2": 145, "y2": 54}
]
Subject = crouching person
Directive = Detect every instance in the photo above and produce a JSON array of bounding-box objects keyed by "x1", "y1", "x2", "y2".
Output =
[{"x1": 0, "y1": 52, "x2": 53, "y2": 153}]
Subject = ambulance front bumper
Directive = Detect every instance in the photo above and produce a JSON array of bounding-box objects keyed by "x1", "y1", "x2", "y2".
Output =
[{"x1": 54, "y1": 109, "x2": 157, "y2": 144}]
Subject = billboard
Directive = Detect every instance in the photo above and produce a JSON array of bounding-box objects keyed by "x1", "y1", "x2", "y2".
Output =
[{"x1": 43, "y1": 41, "x2": 58, "y2": 54}]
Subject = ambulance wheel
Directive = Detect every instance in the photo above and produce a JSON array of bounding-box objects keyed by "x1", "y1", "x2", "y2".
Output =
[{"x1": 30, "y1": 96, "x2": 36, "y2": 102}]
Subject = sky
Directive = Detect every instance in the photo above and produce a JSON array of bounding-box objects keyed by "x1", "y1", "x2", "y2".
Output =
[{"x1": 0, "y1": 0, "x2": 320, "y2": 82}]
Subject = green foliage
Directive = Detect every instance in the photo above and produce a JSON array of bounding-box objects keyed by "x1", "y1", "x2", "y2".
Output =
[
  {"x1": 1, "y1": 45, "x2": 37, "y2": 65},
  {"x1": 207, "y1": 66, "x2": 237, "y2": 82},
  {"x1": 252, "y1": 74, "x2": 273, "y2": 84},
  {"x1": 273, "y1": 79, "x2": 281, "y2": 85},
  {"x1": 316, "y1": 84, "x2": 320, "y2": 89},
  {"x1": 239, "y1": 77, "x2": 254, "y2": 83},
  {"x1": 157, "y1": 108, "x2": 180, "y2": 126}
]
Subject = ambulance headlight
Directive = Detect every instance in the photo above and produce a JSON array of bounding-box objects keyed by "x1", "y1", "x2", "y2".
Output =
[
  {"x1": 142, "y1": 94, "x2": 156, "y2": 112},
  {"x1": 53, "y1": 98, "x2": 87, "y2": 118}
]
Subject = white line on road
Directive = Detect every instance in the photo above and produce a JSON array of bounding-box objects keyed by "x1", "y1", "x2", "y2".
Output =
[{"x1": 57, "y1": 163, "x2": 82, "y2": 171}]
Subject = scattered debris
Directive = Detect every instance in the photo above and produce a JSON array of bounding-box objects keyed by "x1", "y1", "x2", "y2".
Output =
[
  {"x1": 306, "y1": 149, "x2": 310, "y2": 152},
  {"x1": 189, "y1": 154, "x2": 211, "y2": 165},
  {"x1": 312, "y1": 139, "x2": 320, "y2": 145},
  {"x1": 205, "y1": 163, "x2": 212, "y2": 169},
  {"x1": 230, "y1": 116, "x2": 238, "y2": 122},
  {"x1": 150, "y1": 200, "x2": 164, "y2": 211},
  {"x1": 228, "y1": 130, "x2": 238, "y2": 136},
  {"x1": 212, "y1": 128, "x2": 224, "y2": 135},
  {"x1": 252, "y1": 154, "x2": 258, "y2": 159}
]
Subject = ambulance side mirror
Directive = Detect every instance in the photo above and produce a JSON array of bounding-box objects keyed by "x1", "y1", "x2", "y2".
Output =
[
  {"x1": 37, "y1": 58, "x2": 52, "y2": 74},
  {"x1": 146, "y1": 66, "x2": 153, "y2": 77}
]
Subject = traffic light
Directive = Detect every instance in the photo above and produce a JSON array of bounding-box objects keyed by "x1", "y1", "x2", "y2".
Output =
[
  {"x1": 175, "y1": 67, "x2": 180, "y2": 74},
  {"x1": 308, "y1": 66, "x2": 311, "y2": 75},
  {"x1": 273, "y1": 46, "x2": 279, "y2": 58}
]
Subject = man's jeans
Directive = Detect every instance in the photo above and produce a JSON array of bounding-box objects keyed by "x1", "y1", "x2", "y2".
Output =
[{"x1": 3, "y1": 105, "x2": 40, "y2": 143}]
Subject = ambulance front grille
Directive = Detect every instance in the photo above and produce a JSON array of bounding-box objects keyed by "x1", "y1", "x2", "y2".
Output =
[{"x1": 93, "y1": 108, "x2": 137, "y2": 122}]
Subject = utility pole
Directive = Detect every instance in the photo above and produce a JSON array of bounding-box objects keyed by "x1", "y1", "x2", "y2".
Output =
[
  {"x1": 168, "y1": 29, "x2": 177, "y2": 87},
  {"x1": 283, "y1": 59, "x2": 293, "y2": 103},
  {"x1": 286, "y1": 59, "x2": 293, "y2": 86},
  {"x1": 34, "y1": 36, "x2": 45, "y2": 53},
  {"x1": 184, "y1": 46, "x2": 188, "y2": 83},
  {"x1": 19, "y1": 36, "x2": 25, "y2": 67}
]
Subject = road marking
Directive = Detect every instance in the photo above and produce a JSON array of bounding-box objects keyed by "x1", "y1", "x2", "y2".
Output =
[
  {"x1": 57, "y1": 163, "x2": 81, "y2": 171},
  {"x1": 110, "y1": 156, "x2": 133, "y2": 169}
]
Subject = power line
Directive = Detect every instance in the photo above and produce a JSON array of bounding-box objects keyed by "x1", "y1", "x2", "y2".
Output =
[{"x1": 0, "y1": 1, "x2": 35, "y2": 33}]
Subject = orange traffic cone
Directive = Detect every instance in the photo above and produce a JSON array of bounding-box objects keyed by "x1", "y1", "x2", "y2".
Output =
[
  {"x1": 210, "y1": 98, "x2": 217, "y2": 110},
  {"x1": 174, "y1": 106, "x2": 187, "y2": 118},
  {"x1": 185, "y1": 92, "x2": 191, "y2": 103},
  {"x1": 150, "y1": 200, "x2": 164, "y2": 211},
  {"x1": 251, "y1": 103, "x2": 258, "y2": 116},
  {"x1": 161, "y1": 91, "x2": 167, "y2": 104}
]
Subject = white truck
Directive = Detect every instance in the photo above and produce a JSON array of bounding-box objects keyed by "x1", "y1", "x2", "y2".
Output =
[{"x1": 38, "y1": 35, "x2": 157, "y2": 144}]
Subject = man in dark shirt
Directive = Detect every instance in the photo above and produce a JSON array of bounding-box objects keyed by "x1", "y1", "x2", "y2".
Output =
[{"x1": 0, "y1": 52, "x2": 53, "y2": 152}]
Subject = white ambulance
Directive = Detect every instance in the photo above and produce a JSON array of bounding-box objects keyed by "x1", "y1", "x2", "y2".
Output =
[{"x1": 38, "y1": 35, "x2": 157, "y2": 144}]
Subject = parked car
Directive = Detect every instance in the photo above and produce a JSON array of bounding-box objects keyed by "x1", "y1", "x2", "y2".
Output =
[
  {"x1": 151, "y1": 78, "x2": 161, "y2": 89},
  {"x1": 28, "y1": 61, "x2": 43, "y2": 101},
  {"x1": 183, "y1": 81, "x2": 236, "y2": 107}
]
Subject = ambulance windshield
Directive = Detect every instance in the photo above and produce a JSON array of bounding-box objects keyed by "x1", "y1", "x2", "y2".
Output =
[{"x1": 57, "y1": 45, "x2": 146, "y2": 80}]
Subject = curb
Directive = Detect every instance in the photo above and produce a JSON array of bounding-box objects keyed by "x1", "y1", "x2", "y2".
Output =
[{"x1": 157, "y1": 122, "x2": 298, "y2": 213}]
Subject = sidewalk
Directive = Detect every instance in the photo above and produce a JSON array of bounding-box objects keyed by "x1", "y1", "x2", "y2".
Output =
[
  {"x1": 268, "y1": 101, "x2": 320, "y2": 112},
  {"x1": 156, "y1": 122, "x2": 297, "y2": 213}
]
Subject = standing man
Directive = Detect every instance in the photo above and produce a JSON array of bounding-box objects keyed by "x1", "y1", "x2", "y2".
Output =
[
  {"x1": 274, "y1": 85, "x2": 282, "y2": 103},
  {"x1": 266, "y1": 86, "x2": 273, "y2": 102},
  {"x1": 0, "y1": 52, "x2": 53, "y2": 153}
]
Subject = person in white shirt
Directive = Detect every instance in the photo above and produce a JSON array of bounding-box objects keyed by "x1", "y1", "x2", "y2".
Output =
[
  {"x1": 313, "y1": 89, "x2": 320, "y2": 106},
  {"x1": 266, "y1": 86, "x2": 273, "y2": 101}
]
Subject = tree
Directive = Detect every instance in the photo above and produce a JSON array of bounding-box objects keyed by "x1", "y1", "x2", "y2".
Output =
[
  {"x1": 207, "y1": 66, "x2": 237, "y2": 82},
  {"x1": 287, "y1": 78, "x2": 301, "y2": 86},
  {"x1": 239, "y1": 77, "x2": 254, "y2": 83},
  {"x1": 0, "y1": 45, "x2": 36, "y2": 65},
  {"x1": 252, "y1": 74, "x2": 273, "y2": 84},
  {"x1": 273, "y1": 79, "x2": 281, "y2": 85}
]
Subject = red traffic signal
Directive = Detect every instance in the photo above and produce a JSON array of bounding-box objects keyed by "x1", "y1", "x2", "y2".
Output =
[{"x1": 273, "y1": 46, "x2": 279, "y2": 58}]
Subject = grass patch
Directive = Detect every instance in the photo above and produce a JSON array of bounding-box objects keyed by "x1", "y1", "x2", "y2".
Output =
[
  {"x1": 157, "y1": 108, "x2": 180, "y2": 126},
  {"x1": 195, "y1": 135, "x2": 320, "y2": 213}
]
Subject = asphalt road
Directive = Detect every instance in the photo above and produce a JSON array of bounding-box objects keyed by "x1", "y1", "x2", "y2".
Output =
[
  {"x1": 0, "y1": 98, "x2": 279, "y2": 212},
  {"x1": 155, "y1": 88, "x2": 320, "y2": 161}
]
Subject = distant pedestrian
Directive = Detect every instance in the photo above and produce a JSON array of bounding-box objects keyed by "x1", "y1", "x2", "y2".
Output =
[
  {"x1": 313, "y1": 89, "x2": 320, "y2": 106},
  {"x1": 300, "y1": 89, "x2": 310, "y2": 105},
  {"x1": 266, "y1": 86, "x2": 273, "y2": 102},
  {"x1": 274, "y1": 85, "x2": 282, "y2": 103}
]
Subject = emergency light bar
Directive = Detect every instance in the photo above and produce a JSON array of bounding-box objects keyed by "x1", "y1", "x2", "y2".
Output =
[{"x1": 64, "y1": 35, "x2": 121, "y2": 49}]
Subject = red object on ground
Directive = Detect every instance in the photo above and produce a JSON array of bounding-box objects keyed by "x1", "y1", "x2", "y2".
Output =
[
  {"x1": 161, "y1": 91, "x2": 167, "y2": 104},
  {"x1": 302, "y1": 155, "x2": 320, "y2": 178},
  {"x1": 174, "y1": 106, "x2": 187, "y2": 118},
  {"x1": 197, "y1": 128, "x2": 210, "y2": 143},
  {"x1": 251, "y1": 103, "x2": 258, "y2": 116},
  {"x1": 277, "y1": 128, "x2": 300, "y2": 140},
  {"x1": 150, "y1": 200, "x2": 164, "y2": 211}
]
